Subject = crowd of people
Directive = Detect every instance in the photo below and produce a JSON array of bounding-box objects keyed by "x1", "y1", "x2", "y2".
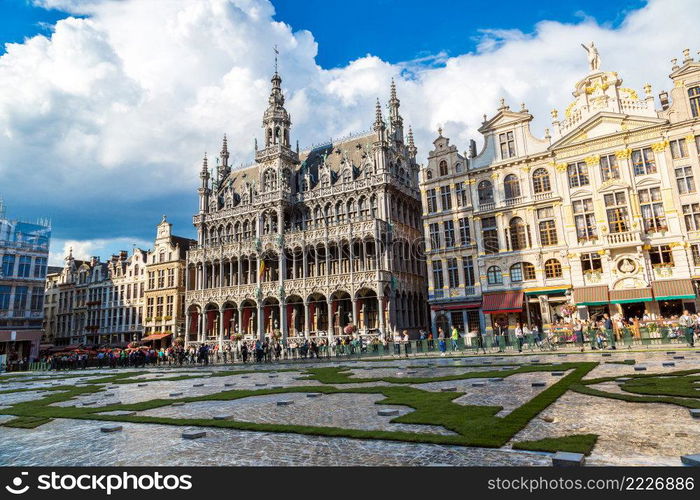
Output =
[{"x1": 4, "y1": 310, "x2": 700, "y2": 372}]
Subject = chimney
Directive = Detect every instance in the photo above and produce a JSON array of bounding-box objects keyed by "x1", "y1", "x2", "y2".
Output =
[{"x1": 469, "y1": 139, "x2": 477, "y2": 158}]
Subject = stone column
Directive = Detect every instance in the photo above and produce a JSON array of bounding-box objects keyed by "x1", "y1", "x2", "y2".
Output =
[
  {"x1": 304, "y1": 301, "x2": 311, "y2": 338},
  {"x1": 327, "y1": 299, "x2": 333, "y2": 341},
  {"x1": 352, "y1": 298, "x2": 358, "y2": 330},
  {"x1": 237, "y1": 306, "x2": 243, "y2": 337},
  {"x1": 218, "y1": 310, "x2": 224, "y2": 349},
  {"x1": 280, "y1": 301, "x2": 287, "y2": 342},
  {"x1": 257, "y1": 303, "x2": 264, "y2": 341}
]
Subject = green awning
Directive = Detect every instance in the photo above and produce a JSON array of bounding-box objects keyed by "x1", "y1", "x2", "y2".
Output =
[
  {"x1": 652, "y1": 280, "x2": 696, "y2": 301},
  {"x1": 609, "y1": 288, "x2": 653, "y2": 304},
  {"x1": 524, "y1": 288, "x2": 569, "y2": 296}
]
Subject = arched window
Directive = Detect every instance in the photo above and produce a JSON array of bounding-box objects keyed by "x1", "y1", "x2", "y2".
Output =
[
  {"x1": 509, "y1": 217, "x2": 528, "y2": 250},
  {"x1": 522, "y1": 262, "x2": 536, "y2": 280},
  {"x1": 487, "y1": 266, "x2": 503, "y2": 285},
  {"x1": 544, "y1": 259, "x2": 562, "y2": 279},
  {"x1": 263, "y1": 169, "x2": 277, "y2": 191},
  {"x1": 478, "y1": 180, "x2": 494, "y2": 204},
  {"x1": 454, "y1": 163, "x2": 463, "y2": 173},
  {"x1": 439, "y1": 160, "x2": 448, "y2": 176},
  {"x1": 689, "y1": 86, "x2": 700, "y2": 118},
  {"x1": 510, "y1": 263, "x2": 523, "y2": 282},
  {"x1": 504, "y1": 174, "x2": 521, "y2": 199},
  {"x1": 532, "y1": 168, "x2": 551, "y2": 193}
]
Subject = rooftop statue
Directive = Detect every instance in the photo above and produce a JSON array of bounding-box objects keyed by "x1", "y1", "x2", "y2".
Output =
[{"x1": 581, "y1": 41, "x2": 601, "y2": 72}]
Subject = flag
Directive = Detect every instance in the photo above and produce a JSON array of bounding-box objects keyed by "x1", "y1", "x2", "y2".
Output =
[{"x1": 258, "y1": 259, "x2": 265, "y2": 282}]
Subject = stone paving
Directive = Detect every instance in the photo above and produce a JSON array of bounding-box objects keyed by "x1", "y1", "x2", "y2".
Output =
[{"x1": 1, "y1": 348, "x2": 699, "y2": 466}]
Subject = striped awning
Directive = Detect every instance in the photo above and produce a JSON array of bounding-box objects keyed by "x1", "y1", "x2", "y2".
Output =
[
  {"x1": 574, "y1": 285, "x2": 610, "y2": 306},
  {"x1": 430, "y1": 302, "x2": 481, "y2": 311},
  {"x1": 141, "y1": 333, "x2": 173, "y2": 342},
  {"x1": 482, "y1": 291, "x2": 523, "y2": 314},
  {"x1": 609, "y1": 288, "x2": 653, "y2": 304},
  {"x1": 652, "y1": 279, "x2": 696, "y2": 301}
]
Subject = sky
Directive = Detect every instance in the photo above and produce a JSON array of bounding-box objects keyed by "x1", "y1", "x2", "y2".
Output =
[{"x1": 0, "y1": 0, "x2": 697, "y2": 266}]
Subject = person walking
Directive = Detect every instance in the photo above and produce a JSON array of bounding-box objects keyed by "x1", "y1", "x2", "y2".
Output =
[
  {"x1": 450, "y1": 326, "x2": 460, "y2": 351},
  {"x1": 679, "y1": 310, "x2": 695, "y2": 347},
  {"x1": 515, "y1": 322, "x2": 524, "y2": 353},
  {"x1": 437, "y1": 328, "x2": 447, "y2": 356}
]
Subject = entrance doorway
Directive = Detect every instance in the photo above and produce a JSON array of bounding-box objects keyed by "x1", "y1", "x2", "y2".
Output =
[{"x1": 621, "y1": 302, "x2": 646, "y2": 320}]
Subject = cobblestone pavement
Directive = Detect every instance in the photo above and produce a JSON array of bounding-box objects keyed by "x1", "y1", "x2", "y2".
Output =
[{"x1": 1, "y1": 348, "x2": 699, "y2": 466}]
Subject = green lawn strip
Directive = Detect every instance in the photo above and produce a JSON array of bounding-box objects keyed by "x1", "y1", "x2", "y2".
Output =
[
  {"x1": 570, "y1": 384, "x2": 700, "y2": 409},
  {"x1": 300, "y1": 363, "x2": 584, "y2": 385},
  {"x1": 581, "y1": 368, "x2": 700, "y2": 386},
  {"x1": 512, "y1": 434, "x2": 598, "y2": 455},
  {"x1": 2, "y1": 416, "x2": 53, "y2": 428},
  {"x1": 617, "y1": 375, "x2": 700, "y2": 399}
]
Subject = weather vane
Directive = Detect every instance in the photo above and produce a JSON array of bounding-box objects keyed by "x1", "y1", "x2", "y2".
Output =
[{"x1": 274, "y1": 44, "x2": 279, "y2": 74}]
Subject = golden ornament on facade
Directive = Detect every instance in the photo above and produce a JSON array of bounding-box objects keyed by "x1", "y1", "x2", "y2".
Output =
[
  {"x1": 651, "y1": 140, "x2": 669, "y2": 152},
  {"x1": 615, "y1": 148, "x2": 632, "y2": 159},
  {"x1": 584, "y1": 154, "x2": 600, "y2": 166},
  {"x1": 555, "y1": 162, "x2": 568, "y2": 172}
]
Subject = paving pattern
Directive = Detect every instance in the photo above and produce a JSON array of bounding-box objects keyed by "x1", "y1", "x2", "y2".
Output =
[{"x1": 1, "y1": 349, "x2": 699, "y2": 466}]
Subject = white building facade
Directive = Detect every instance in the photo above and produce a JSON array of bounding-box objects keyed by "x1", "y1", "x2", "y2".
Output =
[{"x1": 422, "y1": 48, "x2": 700, "y2": 336}]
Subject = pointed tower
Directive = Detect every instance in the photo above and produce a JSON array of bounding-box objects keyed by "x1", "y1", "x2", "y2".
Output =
[
  {"x1": 388, "y1": 79, "x2": 404, "y2": 143},
  {"x1": 262, "y1": 70, "x2": 292, "y2": 149},
  {"x1": 407, "y1": 126, "x2": 417, "y2": 159},
  {"x1": 372, "y1": 99, "x2": 388, "y2": 173},
  {"x1": 198, "y1": 153, "x2": 210, "y2": 215},
  {"x1": 220, "y1": 134, "x2": 229, "y2": 170}
]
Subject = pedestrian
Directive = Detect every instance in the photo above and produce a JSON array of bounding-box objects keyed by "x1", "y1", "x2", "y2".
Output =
[
  {"x1": 515, "y1": 322, "x2": 524, "y2": 352},
  {"x1": 679, "y1": 310, "x2": 695, "y2": 347},
  {"x1": 437, "y1": 327, "x2": 446, "y2": 356},
  {"x1": 450, "y1": 326, "x2": 460, "y2": 351}
]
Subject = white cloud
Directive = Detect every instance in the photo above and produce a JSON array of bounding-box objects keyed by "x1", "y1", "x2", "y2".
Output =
[
  {"x1": 49, "y1": 237, "x2": 152, "y2": 266},
  {"x1": 2, "y1": 0, "x2": 700, "y2": 253}
]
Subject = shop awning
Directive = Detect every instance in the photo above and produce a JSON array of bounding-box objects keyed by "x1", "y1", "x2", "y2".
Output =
[
  {"x1": 0, "y1": 330, "x2": 43, "y2": 342},
  {"x1": 430, "y1": 302, "x2": 481, "y2": 311},
  {"x1": 652, "y1": 279, "x2": 696, "y2": 301},
  {"x1": 482, "y1": 291, "x2": 524, "y2": 314},
  {"x1": 524, "y1": 287, "x2": 570, "y2": 296},
  {"x1": 609, "y1": 288, "x2": 653, "y2": 304},
  {"x1": 574, "y1": 285, "x2": 610, "y2": 306},
  {"x1": 141, "y1": 333, "x2": 173, "y2": 342}
]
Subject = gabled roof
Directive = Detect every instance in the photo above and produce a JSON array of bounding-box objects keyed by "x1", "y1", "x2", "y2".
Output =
[{"x1": 550, "y1": 112, "x2": 667, "y2": 150}]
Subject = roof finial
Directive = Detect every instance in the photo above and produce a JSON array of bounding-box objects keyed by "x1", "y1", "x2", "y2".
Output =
[
  {"x1": 437, "y1": 126, "x2": 443, "y2": 137},
  {"x1": 274, "y1": 44, "x2": 279, "y2": 75}
]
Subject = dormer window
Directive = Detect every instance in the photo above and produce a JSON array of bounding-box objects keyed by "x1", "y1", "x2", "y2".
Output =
[
  {"x1": 499, "y1": 131, "x2": 515, "y2": 159},
  {"x1": 689, "y1": 86, "x2": 700, "y2": 117},
  {"x1": 439, "y1": 160, "x2": 448, "y2": 176}
]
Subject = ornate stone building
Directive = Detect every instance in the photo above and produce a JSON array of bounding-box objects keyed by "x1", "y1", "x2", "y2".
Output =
[
  {"x1": 185, "y1": 70, "x2": 427, "y2": 344},
  {"x1": 142, "y1": 216, "x2": 195, "y2": 343},
  {"x1": 51, "y1": 249, "x2": 146, "y2": 346},
  {"x1": 421, "y1": 47, "x2": 700, "y2": 336}
]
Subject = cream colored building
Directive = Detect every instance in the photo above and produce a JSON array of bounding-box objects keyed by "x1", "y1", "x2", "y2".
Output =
[
  {"x1": 421, "y1": 47, "x2": 700, "y2": 336},
  {"x1": 50, "y1": 249, "x2": 146, "y2": 346},
  {"x1": 142, "y1": 216, "x2": 195, "y2": 344},
  {"x1": 185, "y1": 71, "x2": 427, "y2": 345}
]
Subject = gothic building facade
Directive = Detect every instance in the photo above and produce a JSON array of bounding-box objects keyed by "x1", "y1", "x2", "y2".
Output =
[
  {"x1": 185, "y1": 71, "x2": 427, "y2": 344},
  {"x1": 422, "y1": 48, "x2": 700, "y2": 336}
]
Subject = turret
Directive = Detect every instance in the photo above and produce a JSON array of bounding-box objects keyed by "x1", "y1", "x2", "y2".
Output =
[
  {"x1": 388, "y1": 79, "x2": 404, "y2": 142},
  {"x1": 220, "y1": 134, "x2": 229, "y2": 171},
  {"x1": 407, "y1": 126, "x2": 417, "y2": 159},
  {"x1": 262, "y1": 70, "x2": 291, "y2": 149},
  {"x1": 198, "y1": 153, "x2": 210, "y2": 214}
]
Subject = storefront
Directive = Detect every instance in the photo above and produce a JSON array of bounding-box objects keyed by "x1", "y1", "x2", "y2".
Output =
[
  {"x1": 609, "y1": 288, "x2": 653, "y2": 319},
  {"x1": 651, "y1": 279, "x2": 697, "y2": 316},
  {"x1": 522, "y1": 287, "x2": 571, "y2": 328},
  {"x1": 574, "y1": 285, "x2": 610, "y2": 321},
  {"x1": 482, "y1": 291, "x2": 524, "y2": 332},
  {"x1": 0, "y1": 330, "x2": 42, "y2": 367},
  {"x1": 431, "y1": 302, "x2": 481, "y2": 335}
]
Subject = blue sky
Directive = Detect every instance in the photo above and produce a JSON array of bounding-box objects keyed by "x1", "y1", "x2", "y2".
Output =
[
  {"x1": 0, "y1": 0, "x2": 694, "y2": 265},
  {"x1": 275, "y1": 0, "x2": 645, "y2": 68}
]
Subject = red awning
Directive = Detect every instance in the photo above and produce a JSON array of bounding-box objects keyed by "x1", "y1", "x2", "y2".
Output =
[
  {"x1": 430, "y1": 302, "x2": 481, "y2": 311},
  {"x1": 141, "y1": 333, "x2": 173, "y2": 342},
  {"x1": 482, "y1": 291, "x2": 524, "y2": 314}
]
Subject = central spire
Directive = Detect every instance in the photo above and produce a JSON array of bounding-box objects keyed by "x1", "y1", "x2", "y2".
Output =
[{"x1": 262, "y1": 48, "x2": 291, "y2": 149}]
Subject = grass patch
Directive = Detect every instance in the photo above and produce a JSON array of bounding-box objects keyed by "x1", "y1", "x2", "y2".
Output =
[
  {"x1": 3, "y1": 416, "x2": 53, "y2": 428},
  {"x1": 512, "y1": 434, "x2": 598, "y2": 455}
]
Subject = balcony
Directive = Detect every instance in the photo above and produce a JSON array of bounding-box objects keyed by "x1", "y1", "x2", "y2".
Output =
[
  {"x1": 504, "y1": 197, "x2": 524, "y2": 207},
  {"x1": 478, "y1": 201, "x2": 495, "y2": 211},
  {"x1": 604, "y1": 230, "x2": 642, "y2": 247},
  {"x1": 533, "y1": 192, "x2": 554, "y2": 201}
]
